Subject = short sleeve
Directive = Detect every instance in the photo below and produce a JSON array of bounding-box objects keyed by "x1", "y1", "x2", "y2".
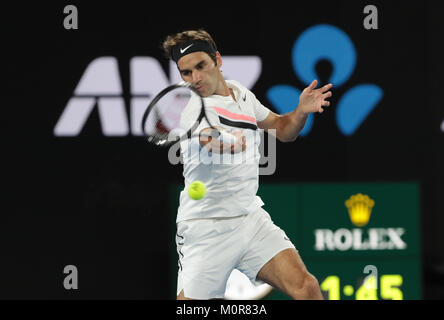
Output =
[{"x1": 253, "y1": 96, "x2": 271, "y2": 122}]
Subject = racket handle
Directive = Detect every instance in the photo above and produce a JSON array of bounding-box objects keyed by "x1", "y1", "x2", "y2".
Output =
[{"x1": 218, "y1": 131, "x2": 238, "y2": 144}]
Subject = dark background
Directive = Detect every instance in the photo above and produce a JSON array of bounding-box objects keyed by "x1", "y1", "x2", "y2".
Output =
[{"x1": 3, "y1": 1, "x2": 443, "y2": 299}]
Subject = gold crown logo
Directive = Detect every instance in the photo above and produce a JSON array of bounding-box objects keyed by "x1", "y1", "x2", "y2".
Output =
[{"x1": 345, "y1": 193, "x2": 375, "y2": 227}]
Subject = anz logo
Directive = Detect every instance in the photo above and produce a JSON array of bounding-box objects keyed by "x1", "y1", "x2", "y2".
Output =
[
  {"x1": 267, "y1": 24, "x2": 383, "y2": 136},
  {"x1": 54, "y1": 56, "x2": 261, "y2": 137}
]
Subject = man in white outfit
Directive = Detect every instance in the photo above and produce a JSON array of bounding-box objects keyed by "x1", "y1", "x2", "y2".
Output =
[{"x1": 162, "y1": 29, "x2": 333, "y2": 300}]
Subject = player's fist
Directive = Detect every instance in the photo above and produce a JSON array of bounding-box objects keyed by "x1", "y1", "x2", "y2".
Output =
[{"x1": 231, "y1": 130, "x2": 246, "y2": 153}]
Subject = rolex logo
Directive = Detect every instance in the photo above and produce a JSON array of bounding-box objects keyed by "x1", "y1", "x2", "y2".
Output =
[
  {"x1": 314, "y1": 193, "x2": 406, "y2": 252},
  {"x1": 345, "y1": 193, "x2": 375, "y2": 227}
]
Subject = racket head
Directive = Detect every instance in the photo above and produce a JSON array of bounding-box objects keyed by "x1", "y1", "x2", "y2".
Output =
[{"x1": 141, "y1": 83, "x2": 216, "y2": 147}]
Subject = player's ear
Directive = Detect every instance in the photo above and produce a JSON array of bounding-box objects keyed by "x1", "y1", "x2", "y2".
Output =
[{"x1": 215, "y1": 51, "x2": 222, "y2": 67}]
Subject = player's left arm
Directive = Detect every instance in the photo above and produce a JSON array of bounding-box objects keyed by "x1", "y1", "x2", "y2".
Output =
[{"x1": 258, "y1": 80, "x2": 333, "y2": 142}]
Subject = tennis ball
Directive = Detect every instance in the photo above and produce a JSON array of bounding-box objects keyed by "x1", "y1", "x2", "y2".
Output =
[{"x1": 188, "y1": 181, "x2": 206, "y2": 200}]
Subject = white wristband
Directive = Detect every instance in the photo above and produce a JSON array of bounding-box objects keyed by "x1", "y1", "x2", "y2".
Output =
[{"x1": 218, "y1": 131, "x2": 238, "y2": 144}]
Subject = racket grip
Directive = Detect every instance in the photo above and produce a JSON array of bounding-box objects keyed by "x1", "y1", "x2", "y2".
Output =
[{"x1": 218, "y1": 131, "x2": 238, "y2": 144}]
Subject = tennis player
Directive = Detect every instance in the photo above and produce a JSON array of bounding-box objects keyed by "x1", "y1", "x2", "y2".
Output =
[{"x1": 162, "y1": 29, "x2": 332, "y2": 300}]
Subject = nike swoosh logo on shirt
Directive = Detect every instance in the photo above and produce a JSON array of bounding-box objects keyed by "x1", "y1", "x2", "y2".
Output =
[{"x1": 180, "y1": 44, "x2": 194, "y2": 54}]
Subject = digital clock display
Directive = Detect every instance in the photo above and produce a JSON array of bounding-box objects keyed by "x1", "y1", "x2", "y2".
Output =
[
  {"x1": 321, "y1": 274, "x2": 403, "y2": 300},
  {"x1": 310, "y1": 259, "x2": 421, "y2": 300}
]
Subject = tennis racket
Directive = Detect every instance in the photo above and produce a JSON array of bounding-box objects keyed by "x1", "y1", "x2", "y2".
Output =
[{"x1": 140, "y1": 83, "x2": 240, "y2": 148}]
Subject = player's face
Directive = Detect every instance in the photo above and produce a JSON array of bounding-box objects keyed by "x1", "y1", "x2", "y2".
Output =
[{"x1": 177, "y1": 51, "x2": 220, "y2": 97}]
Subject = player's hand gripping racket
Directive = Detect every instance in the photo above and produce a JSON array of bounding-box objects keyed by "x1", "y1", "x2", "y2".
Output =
[{"x1": 140, "y1": 83, "x2": 239, "y2": 148}]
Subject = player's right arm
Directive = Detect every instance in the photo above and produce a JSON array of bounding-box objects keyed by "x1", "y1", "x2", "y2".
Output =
[{"x1": 199, "y1": 127, "x2": 246, "y2": 154}]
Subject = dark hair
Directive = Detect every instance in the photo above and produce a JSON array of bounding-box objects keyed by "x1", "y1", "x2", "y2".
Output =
[{"x1": 162, "y1": 29, "x2": 218, "y2": 65}]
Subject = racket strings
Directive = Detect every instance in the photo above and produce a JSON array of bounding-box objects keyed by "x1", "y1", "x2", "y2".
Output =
[
  {"x1": 142, "y1": 84, "x2": 216, "y2": 147},
  {"x1": 144, "y1": 87, "x2": 192, "y2": 146}
]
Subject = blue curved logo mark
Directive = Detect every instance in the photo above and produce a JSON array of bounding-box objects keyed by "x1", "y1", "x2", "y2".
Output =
[
  {"x1": 336, "y1": 84, "x2": 383, "y2": 135},
  {"x1": 267, "y1": 24, "x2": 383, "y2": 137},
  {"x1": 292, "y1": 24, "x2": 356, "y2": 87}
]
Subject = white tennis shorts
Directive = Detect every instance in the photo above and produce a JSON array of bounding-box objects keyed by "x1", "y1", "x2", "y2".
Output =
[{"x1": 175, "y1": 207, "x2": 296, "y2": 299}]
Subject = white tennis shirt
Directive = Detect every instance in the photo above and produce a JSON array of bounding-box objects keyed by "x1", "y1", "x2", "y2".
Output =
[{"x1": 177, "y1": 80, "x2": 271, "y2": 222}]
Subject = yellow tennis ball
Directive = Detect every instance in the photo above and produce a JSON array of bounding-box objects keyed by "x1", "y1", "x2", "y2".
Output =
[{"x1": 188, "y1": 181, "x2": 206, "y2": 200}]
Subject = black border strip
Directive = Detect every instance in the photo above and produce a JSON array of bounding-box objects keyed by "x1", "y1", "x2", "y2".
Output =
[{"x1": 218, "y1": 116, "x2": 258, "y2": 130}]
